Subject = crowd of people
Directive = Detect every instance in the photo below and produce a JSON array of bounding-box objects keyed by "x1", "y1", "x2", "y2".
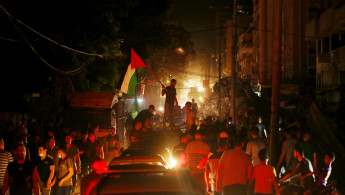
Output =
[
  {"x1": 0, "y1": 78, "x2": 338, "y2": 195},
  {"x1": 0, "y1": 119, "x2": 120, "y2": 195},
  {"x1": 168, "y1": 118, "x2": 336, "y2": 195}
]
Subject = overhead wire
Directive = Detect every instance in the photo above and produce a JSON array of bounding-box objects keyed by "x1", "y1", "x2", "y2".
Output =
[{"x1": 0, "y1": 4, "x2": 103, "y2": 58}]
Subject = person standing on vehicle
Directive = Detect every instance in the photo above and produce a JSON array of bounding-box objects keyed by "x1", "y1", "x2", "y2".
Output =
[
  {"x1": 180, "y1": 101, "x2": 195, "y2": 131},
  {"x1": 161, "y1": 79, "x2": 178, "y2": 128},
  {"x1": 105, "y1": 128, "x2": 120, "y2": 164},
  {"x1": 2, "y1": 144, "x2": 40, "y2": 195},
  {"x1": 53, "y1": 146, "x2": 74, "y2": 195},
  {"x1": 37, "y1": 144, "x2": 54, "y2": 195}
]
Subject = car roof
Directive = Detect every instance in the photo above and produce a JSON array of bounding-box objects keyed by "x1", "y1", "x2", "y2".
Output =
[
  {"x1": 109, "y1": 149, "x2": 169, "y2": 168},
  {"x1": 93, "y1": 169, "x2": 203, "y2": 195}
]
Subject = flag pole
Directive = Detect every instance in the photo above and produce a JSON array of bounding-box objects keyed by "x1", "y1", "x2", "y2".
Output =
[{"x1": 146, "y1": 66, "x2": 166, "y2": 89}]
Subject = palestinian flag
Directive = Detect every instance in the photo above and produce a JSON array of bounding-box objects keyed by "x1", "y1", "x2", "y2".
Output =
[{"x1": 120, "y1": 48, "x2": 147, "y2": 95}]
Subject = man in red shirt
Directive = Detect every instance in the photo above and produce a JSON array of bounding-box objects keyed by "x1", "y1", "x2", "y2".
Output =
[
  {"x1": 218, "y1": 136, "x2": 252, "y2": 195},
  {"x1": 249, "y1": 149, "x2": 279, "y2": 195}
]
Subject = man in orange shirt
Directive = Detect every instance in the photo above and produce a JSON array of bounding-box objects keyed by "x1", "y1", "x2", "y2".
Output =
[{"x1": 249, "y1": 149, "x2": 279, "y2": 195}]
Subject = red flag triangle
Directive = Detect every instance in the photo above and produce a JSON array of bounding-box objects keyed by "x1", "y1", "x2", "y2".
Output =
[{"x1": 131, "y1": 48, "x2": 147, "y2": 69}]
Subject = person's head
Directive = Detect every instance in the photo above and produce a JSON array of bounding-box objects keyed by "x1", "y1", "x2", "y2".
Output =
[
  {"x1": 170, "y1": 79, "x2": 177, "y2": 87},
  {"x1": 195, "y1": 132, "x2": 202, "y2": 140},
  {"x1": 185, "y1": 102, "x2": 192, "y2": 111},
  {"x1": 283, "y1": 128, "x2": 292, "y2": 139},
  {"x1": 81, "y1": 130, "x2": 88, "y2": 140},
  {"x1": 324, "y1": 151, "x2": 335, "y2": 166},
  {"x1": 48, "y1": 136, "x2": 55, "y2": 149},
  {"x1": 218, "y1": 138, "x2": 228, "y2": 150},
  {"x1": 38, "y1": 144, "x2": 48, "y2": 158},
  {"x1": 58, "y1": 145, "x2": 68, "y2": 159},
  {"x1": 192, "y1": 99, "x2": 195, "y2": 103},
  {"x1": 47, "y1": 130, "x2": 54, "y2": 137},
  {"x1": 219, "y1": 131, "x2": 229, "y2": 138},
  {"x1": 250, "y1": 127, "x2": 259, "y2": 138},
  {"x1": 258, "y1": 149, "x2": 268, "y2": 163},
  {"x1": 89, "y1": 132, "x2": 96, "y2": 142},
  {"x1": 233, "y1": 135, "x2": 244, "y2": 148},
  {"x1": 16, "y1": 137, "x2": 24, "y2": 145},
  {"x1": 65, "y1": 135, "x2": 72, "y2": 144},
  {"x1": 294, "y1": 145, "x2": 304, "y2": 159},
  {"x1": 258, "y1": 116, "x2": 262, "y2": 123},
  {"x1": 110, "y1": 128, "x2": 116, "y2": 134},
  {"x1": 33, "y1": 134, "x2": 41, "y2": 144},
  {"x1": 6, "y1": 122, "x2": 14, "y2": 131},
  {"x1": 70, "y1": 130, "x2": 76, "y2": 138},
  {"x1": 15, "y1": 144, "x2": 26, "y2": 161},
  {"x1": 179, "y1": 132, "x2": 189, "y2": 144},
  {"x1": 91, "y1": 159, "x2": 109, "y2": 173},
  {"x1": 302, "y1": 131, "x2": 311, "y2": 142},
  {"x1": 148, "y1": 105, "x2": 155, "y2": 114}
]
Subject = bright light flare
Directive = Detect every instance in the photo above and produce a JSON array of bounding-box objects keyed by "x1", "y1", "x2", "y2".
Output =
[
  {"x1": 197, "y1": 86, "x2": 205, "y2": 92},
  {"x1": 199, "y1": 97, "x2": 203, "y2": 102},
  {"x1": 138, "y1": 98, "x2": 144, "y2": 103},
  {"x1": 158, "y1": 107, "x2": 164, "y2": 111},
  {"x1": 165, "y1": 148, "x2": 176, "y2": 168}
]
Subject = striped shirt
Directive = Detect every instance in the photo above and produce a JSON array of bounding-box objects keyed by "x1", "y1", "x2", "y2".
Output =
[
  {"x1": 186, "y1": 140, "x2": 210, "y2": 174},
  {"x1": 0, "y1": 149, "x2": 13, "y2": 188}
]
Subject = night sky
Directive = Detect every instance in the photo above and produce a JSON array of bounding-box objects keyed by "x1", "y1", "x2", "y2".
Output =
[{"x1": 0, "y1": 0, "x2": 222, "y2": 111}]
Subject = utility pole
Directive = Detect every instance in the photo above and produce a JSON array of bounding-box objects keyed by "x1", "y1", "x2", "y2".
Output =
[
  {"x1": 231, "y1": 0, "x2": 237, "y2": 124},
  {"x1": 218, "y1": 37, "x2": 222, "y2": 118},
  {"x1": 269, "y1": 0, "x2": 282, "y2": 166}
]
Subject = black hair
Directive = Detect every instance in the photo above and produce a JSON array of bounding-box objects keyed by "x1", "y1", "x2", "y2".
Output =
[
  {"x1": 38, "y1": 144, "x2": 48, "y2": 150},
  {"x1": 171, "y1": 79, "x2": 177, "y2": 83},
  {"x1": 233, "y1": 135, "x2": 244, "y2": 147},
  {"x1": 258, "y1": 149, "x2": 268, "y2": 161},
  {"x1": 15, "y1": 143, "x2": 25, "y2": 150},
  {"x1": 251, "y1": 127, "x2": 259, "y2": 136},
  {"x1": 218, "y1": 138, "x2": 228, "y2": 148},
  {"x1": 179, "y1": 132, "x2": 188, "y2": 140},
  {"x1": 59, "y1": 145, "x2": 68, "y2": 153},
  {"x1": 294, "y1": 145, "x2": 304, "y2": 156},
  {"x1": 148, "y1": 105, "x2": 155, "y2": 110},
  {"x1": 325, "y1": 151, "x2": 335, "y2": 161},
  {"x1": 185, "y1": 101, "x2": 192, "y2": 106}
]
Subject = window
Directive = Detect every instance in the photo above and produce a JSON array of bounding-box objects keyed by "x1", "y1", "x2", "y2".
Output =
[
  {"x1": 331, "y1": 34, "x2": 340, "y2": 51},
  {"x1": 321, "y1": 36, "x2": 330, "y2": 54}
]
